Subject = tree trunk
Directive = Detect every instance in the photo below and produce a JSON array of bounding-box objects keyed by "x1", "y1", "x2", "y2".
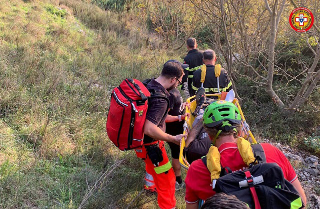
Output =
[
  {"x1": 289, "y1": 47, "x2": 320, "y2": 109},
  {"x1": 219, "y1": 0, "x2": 239, "y2": 99},
  {"x1": 266, "y1": 0, "x2": 284, "y2": 107},
  {"x1": 289, "y1": 71, "x2": 320, "y2": 109}
]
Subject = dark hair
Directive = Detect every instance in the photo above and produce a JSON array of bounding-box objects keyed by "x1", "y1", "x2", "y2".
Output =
[
  {"x1": 203, "y1": 49, "x2": 216, "y2": 60},
  {"x1": 187, "y1": 38, "x2": 197, "y2": 48},
  {"x1": 201, "y1": 193, "x2": 249, "y2": 209},
  {"x1": 161, "y1": 61, "x2": 183, "y2": 79}
]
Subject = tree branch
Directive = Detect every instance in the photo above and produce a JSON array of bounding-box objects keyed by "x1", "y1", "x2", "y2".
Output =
[
  {"x1": 307, "y1": 46, "x2": 320, "y2": 74},
  {"x1": 276, "y1": 0, "x2": 286, "y2": 28},
  {"x1": 78, "y1": 159, "x2": 124, "y2": 209},
  {"x1": 290, "y1": 70, "x2": 320, "y2": 109},
  {"x1": 264, "y1": 0, "x2": 272, "y2": 14},
  {"x1": 232, "y1": 52, "x2": 267, "y2": 81},
  {"x1": 307, "y1": 37, "x2": 317, "y2": 56},
  {"x1": 189, "y1": 0, "x2": 222, "y2": 21}
]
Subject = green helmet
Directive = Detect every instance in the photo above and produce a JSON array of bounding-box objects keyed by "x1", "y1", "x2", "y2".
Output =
[{"x1": 203, "y1": 100, "x2": 241, "y2": 129}]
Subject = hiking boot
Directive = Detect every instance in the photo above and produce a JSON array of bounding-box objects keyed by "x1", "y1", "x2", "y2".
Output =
[
  {"x1": 144, "y1": 185, "x2": 157, "y2": 194},
  {"x1": 195, "y1": 88, "x2": 206, "y2": 107},
  {"x1": 175, "y1": 181, "x2": 185, "y2": 191},
  {"x1": 193, "y1": 88, "x2": 206, "y2": 116}
]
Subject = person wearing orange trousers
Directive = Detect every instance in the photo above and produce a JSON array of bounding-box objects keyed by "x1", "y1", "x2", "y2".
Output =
[
  {"x1": 137, "y1": 60, "x2": 186, "y2": 208},
  {"x1": 136, "y1": 141, "x2": 176, "y2": 208},
  {"x1": 145, "y1": 141, "x2": 176, "y2": 208}
]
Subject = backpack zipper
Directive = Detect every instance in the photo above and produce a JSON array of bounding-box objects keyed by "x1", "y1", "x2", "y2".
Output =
[
  {"x1": 112, "y1": 91, "x2": 128, "y2": 107},
  {"x1": 124, "y1": 79, "x2": 140, "y2": 97},
  {"x1": 117, "y1": 86, "x2": 138, "y2": 150},
  {"x1": 110, "y1": 91, "x2": 127, "y2": 148}
]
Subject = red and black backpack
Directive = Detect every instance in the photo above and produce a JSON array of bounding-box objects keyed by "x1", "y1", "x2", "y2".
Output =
[
  {"x1": 201, "y1": 144, "x2": 304, "y2": 209},
  {"x1": 106, "y1": 78, "x2": 169, "y2": 151}
]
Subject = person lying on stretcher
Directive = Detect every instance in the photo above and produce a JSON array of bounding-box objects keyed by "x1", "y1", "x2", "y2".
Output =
[{"x1": 183, "y1": 109, "x2": 211, "y2": 164}]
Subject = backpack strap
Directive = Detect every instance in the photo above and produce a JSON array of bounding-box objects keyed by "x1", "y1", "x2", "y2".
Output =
[
  {"x1": 237, "y1": 137, "x2": 256, "y2": 166},
  {"x1": 230, "y1": 138, "x2": 264, "y2": 209},
  {"x1": 244, "y1": 170, "x2": 262, "y2": 209},
  {"x1": 201, "y1": 145, "x2": 221, "y2": 189},
  {"x1": 237, "y1": 138, "x2": 266, "y2": 166},
  {"x1": 201, "y1": 156, "x2": 232, "y2": 176},
  {"x1": 251, "y1": 144, "x2": 266, "y2": 164},
  {"x1": 215, "y1": 64, "x2": 221, "y2": 93},
  {"x1": 200, "y1": 64, "x2": 222, "y2": 84},
  {"x1": 148, "y1": 88, "x2": 170, "y2": 127},
  {"x1": 201, "y1": 146, "x2": 232, "y2": 190},
  {"x1": 142, "y1": 78, "x2": 152, "y2": 86},
  {"x1": 142, "y1": 78, "x2": 170, "y2": 126},
  {"x1": 214, "y1": 64, "x2": 221, "y2": 77},
  {"x1": 127, "y1": 79, "x2": 148, "y2": 101},
  {"x1": 201, "y1": 139, "x2": 266, "y2": 193},
  {"x1": 200, "y1": 64, "x2": 207, "y2": 87},
  {"x1": 201, "y1": 155, "x2": 207, "y2": 166},
  {"x1": 206, "y1": 145, "x2": 221, "y2": 181}
]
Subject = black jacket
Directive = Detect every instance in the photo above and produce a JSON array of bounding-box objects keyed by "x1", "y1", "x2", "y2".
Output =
[
  {"x1": 184, "y1": 49, "x2": 203, "y2": 69},
  {"x1": 183, "y1": 49, "x2": 203, "y2": 96},
  {"x1": 192, "y1": 64, "x2": 232, "y2": 94}
]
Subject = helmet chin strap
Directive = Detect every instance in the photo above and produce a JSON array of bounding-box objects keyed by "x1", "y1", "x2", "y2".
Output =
[
  {"x1": 212, "y1": 121, "x2": 238, "y2": 145},
  {"x1": 212, "y1": 130, "x2": 222, "y2": 145}
]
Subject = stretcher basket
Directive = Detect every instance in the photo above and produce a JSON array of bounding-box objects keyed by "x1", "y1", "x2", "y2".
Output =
[{"x1": 179, "y1": 92, "x2": 257, "y2": 170}]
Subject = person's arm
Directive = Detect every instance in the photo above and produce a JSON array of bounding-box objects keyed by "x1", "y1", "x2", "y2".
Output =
[
  {"x1": 270, "y1": 145, "x2": 307, "y2": 208},
  {"x1": 192, "y1": 70, "x2": 198, "y2": 89},
  {"x1": 182, "y1": 64, "x2": 189, "y2": 83},
  {"x1": 144, "y1": 119, "x2": 185, "y2": 145},
  {"x1": 185, "y1": 165, "x2": 200, "y2": 209},
  {"x1": 186, "y1": 203, "x2": 198, "y2": 209},
  {"x1": 291, "y1": 178, "x2": 307, "y2": 208},
  {"x1": 165, "y1": 113, "x2": 188, "y2": 123},
  {"x1": 185, "y1": 118, "x2": 203, "y2": 147},
  {"x1": 223, "y1": 69, "x2": 233, "y2": 91},
  {"x1": 165, "y1": 114, "x2": 179, "y2": 123}
]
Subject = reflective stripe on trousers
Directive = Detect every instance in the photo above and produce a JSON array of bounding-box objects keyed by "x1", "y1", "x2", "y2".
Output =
[
  {"x1": 144, "y1": 141, "x2": 176, "y2": 208},
  {"x1": 144, "y1": 172, "x2": 155, "y2": 187}
]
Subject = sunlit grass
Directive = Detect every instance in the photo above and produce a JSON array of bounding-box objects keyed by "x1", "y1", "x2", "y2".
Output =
[
  {"x1": 0, "y1": 0, "x2": 318, "y2": 208},
  {"x1": 0, "y1": 0, "x2": 172, "y2": 208}
]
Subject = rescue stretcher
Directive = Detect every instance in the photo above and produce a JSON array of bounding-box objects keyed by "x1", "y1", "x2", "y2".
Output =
[{"x1": 179, "y1": 91, "x2": 257, "y2": 170}]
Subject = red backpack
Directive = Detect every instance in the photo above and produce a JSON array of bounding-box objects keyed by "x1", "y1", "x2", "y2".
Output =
[
  {"x1": 107, "y1": 78, "x2": 170, "y2": 151},
  {"x1": 106, "y1": 79, "x2": 151, "y2": 151}
]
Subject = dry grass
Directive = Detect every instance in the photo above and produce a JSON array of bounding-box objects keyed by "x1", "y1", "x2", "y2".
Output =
[
  {"x1": 2, "y1": 0, "x2": 318, "y2": 208},
  {"x1": 0, "y1": 1, "x2": 176, "y2": 207}
]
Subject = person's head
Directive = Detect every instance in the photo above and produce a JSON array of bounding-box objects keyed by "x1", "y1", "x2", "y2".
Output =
[
  {"x1": 203, "y1": 101, "x2": 242, "y2": 145},
  {"x1": 160, "y1": 60, "x2": 184, "y2": 91},
  {"x1": 186, "y1": 38, "x2": 197, "y2": 50},
  {"x1": 201, "y1": 193, "x2": 249, "y2": 209},
  {"x1": 203, "y1": 49, "x2": 216, "y2": 65}
]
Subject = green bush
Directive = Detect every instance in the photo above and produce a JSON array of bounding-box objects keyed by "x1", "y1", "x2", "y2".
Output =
[
  {"x1": 236, "y1": 77, "x2": 320, "y2": 146},
  {"x1": 275, "y1": 37, "x2": 316, "y2": 83},
  {"x1": 92, "y1": 0, "x2": 131, "y2": 11},
  {"x1": 303, "y1": 135, "x2": 320, "y2": 155},
  {"x1": 46, "y1": 5, "x2": 67, "y2": 18}
]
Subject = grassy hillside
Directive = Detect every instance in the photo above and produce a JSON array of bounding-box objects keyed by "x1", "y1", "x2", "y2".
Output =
[
  {"x1": 0, "y1": 0, "x2": 180, "y2": 208},
  {"x1": 0, "y1": 0, "x2": 319, "y2": 208}
]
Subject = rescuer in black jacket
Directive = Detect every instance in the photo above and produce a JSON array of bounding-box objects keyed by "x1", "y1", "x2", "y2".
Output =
[
  {"x1": 192, "y1": 49, "x2": 232, "y2": 94},
  {"x1": 183, "y1": 38, "x2": 203, "y2": 97}
]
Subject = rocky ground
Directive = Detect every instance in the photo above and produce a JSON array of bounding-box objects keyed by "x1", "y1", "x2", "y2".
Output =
[{"x1": 263, "y1": 139, "x2": 320, "y2": 209}]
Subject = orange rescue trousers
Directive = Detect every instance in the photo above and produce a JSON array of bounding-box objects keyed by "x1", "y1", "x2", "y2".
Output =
[{"x1": 135, "y1": 141, "x2": 176, "y2": 209}]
